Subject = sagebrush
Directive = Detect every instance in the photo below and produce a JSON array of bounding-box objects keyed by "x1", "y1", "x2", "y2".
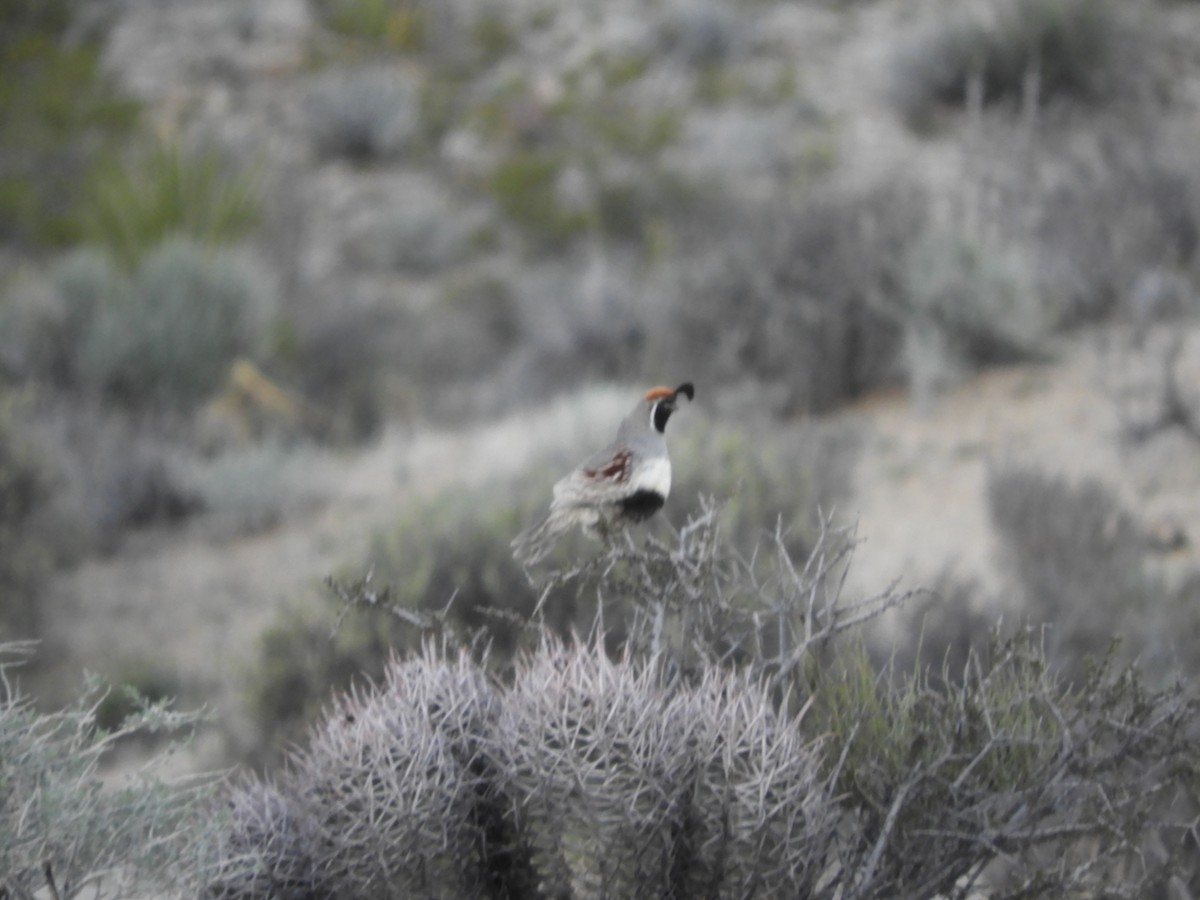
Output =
[{"x1": 211, "y1": 506, "x2": 1200, "y2": 899}]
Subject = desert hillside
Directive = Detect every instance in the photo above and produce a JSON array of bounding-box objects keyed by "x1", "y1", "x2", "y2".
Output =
[{"x1": 4, "y1": 0, "x2": 1200, "y2": 774}]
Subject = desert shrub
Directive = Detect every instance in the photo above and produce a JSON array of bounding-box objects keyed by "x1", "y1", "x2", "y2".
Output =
[
  {"x1": 246, "y1": 482, "x2": 544, "y2": 748},
  {"x1": 307, "y1": 67, "x2": 420, "y2": 162},
  {"x1": 805, "y1": 629, "x2": 1198, "y2": 897},
  {"x1": 246, "y1": 399, "x2": 859, "y2": 746},
  {"x1": 659, "y1": 2, "x2": 740, "y2": 66},
  {"x1": 882, "y1": 572, "x2": 997, "y2": 686},
  {"x1": 55, "y1": 238, "x2": 272, "y2": 410},
  {"x1": 987, "y1": 465, "x2": 1153, "y2": 669},
  {"x1": 274, "y1": 305, "x2": 392, "y2": 441},
  {"x1": 343, "y1": 193, "x2": 473, "y2": 274},
  {"x1": 13, "y1": 399, "x2": 201, "y2": 559},
  {"x1": 891, "y1": 0, "x2": 1142, "y2": 127},
  {"x1": 81, "y1": 139, "x2": 260, "y2": 270},
  {"x1": 661, "y1": 181, "x2": 1060, "y2": 411},
  {"x1": 0, "y1": 397, "x2": 52, "y2": 638},
  {"x1": 898, "y1": 228, "x2": 1048, "y2": 401},
  {"x1": 474, "y1": 55, "x2": 687, "y2": 253},
  {"x1": 486, "y1": 151, "x2": 590, "y2": 250},
  {"x1": 3, "y1": 242, "x2": 270, "y2": 410},
  {"x1": 91, "y1": 662, "x2": 184, "y2": 734},
  {"x1": 0, "y1": 642, "x2": 219, "y2": 899},
  {"x1": 0, "y1": 0, "x2": 139, "y2": 248},
  {"x1": 1035, "y1": 142, "x2": 1200, "y2": 326},
  {"x1": 188, "y1": 442, "x2": 330, "y2": 539},
  {"x1": 213, "y1": 509, "x2": 1200, "y2": 898},
  {"x1": 0, "y1": 251, "x2": 118, "y2": 388},
  {"x1": 659, "y1": 183, "x2": 918, "y2": 415}
]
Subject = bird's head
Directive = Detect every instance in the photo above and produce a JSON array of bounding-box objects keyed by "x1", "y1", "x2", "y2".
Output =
[{"x1": 644, "y1": 382, "x2": 694, "y2": 433}]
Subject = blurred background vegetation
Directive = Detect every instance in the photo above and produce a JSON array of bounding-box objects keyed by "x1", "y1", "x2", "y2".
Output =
[{"x1": 5, "y1": 0, "x2": 1200, "y2": 889}]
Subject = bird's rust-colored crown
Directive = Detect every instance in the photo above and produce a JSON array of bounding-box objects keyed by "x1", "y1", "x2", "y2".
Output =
[{"x1": 644, "y1": 385, "x2": 676, "y2": 402}]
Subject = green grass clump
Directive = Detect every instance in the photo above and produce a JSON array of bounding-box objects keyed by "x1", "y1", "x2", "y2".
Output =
[
  {"x1": 0, "y1": 0, "x2": 139, "y2": 248},
  {"x1": 314, "y1": 0, "x2": 426, "y2": 50},
  {"x1": 487, "y1": 151, "x2": 589, "y2": 250},
  {"x1": 81, "y1": 140, "x2": 260, "y2": 270}
]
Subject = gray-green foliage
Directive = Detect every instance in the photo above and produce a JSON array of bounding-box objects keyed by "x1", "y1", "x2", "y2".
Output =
[
  {"x1": 0, "y1": 642, "x2": 219, "y2": 899},
  {"x1": 987, "y1": 465, "x2": 1161, "y2": 671},
  {"x1": 899, "y1": 228, "x2": 1047, "y2": 401},
  {"x1": 662, "y1": 184, "x2": 915, "y2": 415},
  {"x1": 10, "y1": 239, "x2": 272, "y2": 410},
  {"x1": 308, "y1": 68, "x2": 420, "y2": 162},
  {"x1": 890, "y1": 0, "x2": 1137, "y2": 127},
  {"x1": 212, "y1": 508, "x2": 1200, "y2": 898},
  {"x1": 80, "y1": 239, "x2": 270, "y2": 408}
]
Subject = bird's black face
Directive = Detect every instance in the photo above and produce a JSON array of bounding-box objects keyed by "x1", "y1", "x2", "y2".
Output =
[{"x1": 651, "y1": 382, "x2": 695, "y2": 433}]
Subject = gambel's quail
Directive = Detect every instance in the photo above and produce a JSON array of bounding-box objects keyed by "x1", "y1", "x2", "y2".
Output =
[{"x1": 512, "y1": 382, "x2": 694, "y2": 565}]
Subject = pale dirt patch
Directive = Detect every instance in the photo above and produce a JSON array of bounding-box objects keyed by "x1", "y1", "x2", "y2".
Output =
[{"x1": 842, "y1": 326, "x2": 1200, "y2": 615}]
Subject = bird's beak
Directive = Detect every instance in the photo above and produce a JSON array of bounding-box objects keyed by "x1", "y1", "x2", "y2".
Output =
[{"x1": 674, "y1": 382, "x2": 695, "y2": 402}]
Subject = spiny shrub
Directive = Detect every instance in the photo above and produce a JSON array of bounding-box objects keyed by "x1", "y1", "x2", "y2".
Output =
[
  {"x1": 496, "y1": 641, "x2": 833, "y2": 899},
  {"x1": 212, "y1": 646, "x2": 525, "y2": 900},
  {"x1": 1, "y1": 642, "x2": 218, "y2": 899},
  {"x1": 212, "y1": 509, "x2": 1200, "y2": 898}
]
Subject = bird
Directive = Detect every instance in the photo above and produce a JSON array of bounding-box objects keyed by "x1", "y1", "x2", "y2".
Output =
[{"x1": 512, "y1": 382, "x2": 695, "y2": 565}]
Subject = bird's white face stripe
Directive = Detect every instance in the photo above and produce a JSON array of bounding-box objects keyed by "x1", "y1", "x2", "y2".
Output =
[{"x1": 630, "y1": 455, "x2": 671, "y2": 498}]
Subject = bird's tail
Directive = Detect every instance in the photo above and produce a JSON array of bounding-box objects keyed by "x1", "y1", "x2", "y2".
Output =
[{"x1": 511, "y1": 513, "x2": 571, "y2": 566}]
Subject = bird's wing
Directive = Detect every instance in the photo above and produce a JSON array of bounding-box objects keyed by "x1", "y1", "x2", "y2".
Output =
[{"x1": 551, "y1": 444, "x2": 638, "y2": 509}]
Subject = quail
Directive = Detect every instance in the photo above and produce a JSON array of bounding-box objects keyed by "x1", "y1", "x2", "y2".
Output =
[{"x1": 512, "y1": 382, "x2": 694, "y2": 565}]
